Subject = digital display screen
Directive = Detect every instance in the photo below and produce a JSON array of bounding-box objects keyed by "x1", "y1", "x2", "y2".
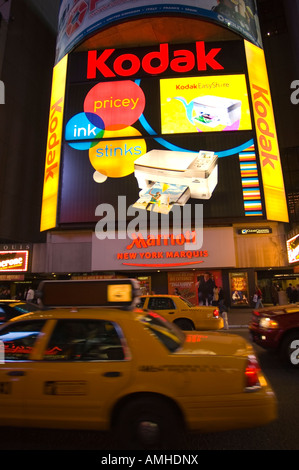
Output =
[
  {"x1": 43, "y1": 39, "x2": 289, "y2": 228},
  {"x1": 38, "y1": 279, "x2": 136, "y2": 307},
  {"x1": 160, "y1": 74, "x2": 252, "y2": 134}
]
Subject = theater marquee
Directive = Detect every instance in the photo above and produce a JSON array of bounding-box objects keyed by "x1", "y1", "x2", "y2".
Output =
[{"x1": 0, "y1": 251, "x2": 29, "y2": 272}]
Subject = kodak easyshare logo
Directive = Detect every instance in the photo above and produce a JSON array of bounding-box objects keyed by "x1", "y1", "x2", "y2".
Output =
[{"x1": 87, "y1": 41, "x2": 224, "y2": 79}]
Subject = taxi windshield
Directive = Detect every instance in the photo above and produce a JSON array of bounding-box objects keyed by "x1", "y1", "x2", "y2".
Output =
[{"x1": 139, "y1": 312, "x2": 185, "y2": 352}]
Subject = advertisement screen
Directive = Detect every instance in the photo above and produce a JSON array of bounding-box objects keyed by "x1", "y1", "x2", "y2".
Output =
[
  {"x1": 41, "y1": 39, "x2": 287, "y2": 230},
  {"x1": 160, "y1": 74, "x2": 252, "y2": 134},
  {"x1": 52, "y1": 40, "x2": 266, "y2": 226},
  {"x1": 0, "y1": 251, "x2": 29, "y2": 273},
  {"x1": 287, "y1": 234, "x2": 299, "y2": 264}
]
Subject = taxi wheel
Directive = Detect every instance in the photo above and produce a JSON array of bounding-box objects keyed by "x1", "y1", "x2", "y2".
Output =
[
  {"x1": 115, "y1": 396, "x2": 182, "y2": 449},
  {"x1": 174, "y1": 318, "x2": 195, "y2": 330},
  {"x1": 280, "y1": 331, "x2": 299, "y2": 368}
]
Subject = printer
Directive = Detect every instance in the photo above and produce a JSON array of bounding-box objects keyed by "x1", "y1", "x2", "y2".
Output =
[
  {"x1": 134, "y1": 149, "x2": 218, "y2": 202},
  {"x1": 193, "y1": 95, "x2": 241, "y2": 127}
]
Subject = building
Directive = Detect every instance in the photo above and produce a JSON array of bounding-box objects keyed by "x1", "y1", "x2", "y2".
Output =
[{"x1": 0, "y1": 1, "x2": 299, "y2": 306}]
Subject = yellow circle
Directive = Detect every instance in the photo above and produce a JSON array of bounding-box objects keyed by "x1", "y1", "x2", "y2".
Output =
[{"x1": 89, "y1": 127, "x2": 147, "y2": 178}]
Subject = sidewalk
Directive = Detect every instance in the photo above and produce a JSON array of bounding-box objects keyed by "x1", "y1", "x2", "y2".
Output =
[{"x1": 224, "y1": 307, "x2": 253, "y2": 329}]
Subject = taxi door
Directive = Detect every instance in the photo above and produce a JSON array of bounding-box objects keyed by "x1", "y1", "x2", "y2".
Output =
[
  {"x1": 22, "y1": 318, "x2": 133, "y2": 429},
  {"x1": 0, "y1": 319, "x2": 46, "y2": 424},
  {"x1": 0, "y1": 362, "x2": 26, "y2": 423}
]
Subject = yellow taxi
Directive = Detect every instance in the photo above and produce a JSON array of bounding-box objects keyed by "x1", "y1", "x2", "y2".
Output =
[
  {"x1": 138, "y1": 294, "x2": 224, "y2": 330},
  {"x1": 0, "y1": 279, "x2": 277, "y2": 449}
]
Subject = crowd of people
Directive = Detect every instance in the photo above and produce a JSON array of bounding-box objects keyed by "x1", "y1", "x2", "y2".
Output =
[
  {"x1": 0, "y1": 286, "x2": 36, "y2": 302},
  {"x1": 286, "y1": 283, "x2": 299, "y2": 304},
  {"x1": 196, "y1": 272, "x2": 299, "y2": 312}
]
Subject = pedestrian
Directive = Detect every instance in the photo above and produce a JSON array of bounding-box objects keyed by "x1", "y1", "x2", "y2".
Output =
[
  {"x1": 286, "y1": 283, "x2": 293, "y2": 303},
  {"x1": 26, "y1": 287, "x2": 35, "y2": 303},
  {"x1": 212, "y1": 285, "x2": 219, "y2": 306},
  {"x1": 218, "y1": 286, "x2": 227, "y2": 314},
  {"x1": 197, "y1": 272, "x2": 215, "y2": 306},
  {"x1": 290, "y1": 285, "x2": 298, "y2": 303},
  {"x1": 270, "y1": 283, "x2": 279, "y2": 306},
  {"x1": 253, "y1": 285, "x2": 263, "y2": 309}
]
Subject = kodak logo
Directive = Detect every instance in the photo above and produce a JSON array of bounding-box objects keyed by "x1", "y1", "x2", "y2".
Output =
[{"x1": 87, "y1": 41, "x2": 223, "y2": 79}]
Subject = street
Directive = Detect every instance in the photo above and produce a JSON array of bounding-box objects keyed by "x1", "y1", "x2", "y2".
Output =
[{"x1": 0, "y1": 328, "x2": 297, "y2": 453}]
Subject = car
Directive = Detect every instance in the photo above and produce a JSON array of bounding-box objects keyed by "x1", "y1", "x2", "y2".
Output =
[
  {"x1": 0, "y1": 279, "x2": 276, "y2": 449},
  {"x1": 249, "y1": 303, "x2": 299, "y2": 367},
  {"x1": 137, "y1": 294, "x2": 224, "y2": 330},
  {"x1": 0, "y1": 300, "x2": 42, "y2": 324}
]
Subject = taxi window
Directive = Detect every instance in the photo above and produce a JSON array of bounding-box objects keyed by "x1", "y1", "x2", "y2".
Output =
[
  {"x1": 136, "y1": 297, "x2": 146, "y2": 309},
  {"x1": 140, "y1": 313, "x2": 184, "y2": 352},
  {"x1": 43, "y1": 319, "x2": 127, "y2": 362},
  {"x1": 148, "y1": 297, "x2": 175, "y2": 310},
  {"x1": 0, "y1": 320, "x2": 46, "y2": 360}
]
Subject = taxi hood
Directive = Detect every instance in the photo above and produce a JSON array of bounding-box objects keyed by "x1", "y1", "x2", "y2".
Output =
[{"x1": 178, "y1": 331, "x2": 250, "y2": 357}]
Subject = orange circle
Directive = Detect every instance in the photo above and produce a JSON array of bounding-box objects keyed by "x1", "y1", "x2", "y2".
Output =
[{"x1": 89, "y1": 128, "x2": 147, "y2": 178}]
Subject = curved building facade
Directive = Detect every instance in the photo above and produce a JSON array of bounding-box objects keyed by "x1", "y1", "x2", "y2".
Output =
[{"x1": 36, "y1": 1, "x2": 294, "y2": 307}]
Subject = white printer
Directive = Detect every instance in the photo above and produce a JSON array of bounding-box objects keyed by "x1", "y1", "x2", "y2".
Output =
[
  {"x1": 193, "y1": 95, "x2": 241, "y2": 127},
  {"x1": 134, "y1": 149, "x2": 218, "y2": 202}
]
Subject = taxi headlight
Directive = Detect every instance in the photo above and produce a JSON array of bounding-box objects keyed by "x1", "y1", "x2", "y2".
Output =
[{"x1": 259, "y1": 317, "x2": 279, "y2": 329}]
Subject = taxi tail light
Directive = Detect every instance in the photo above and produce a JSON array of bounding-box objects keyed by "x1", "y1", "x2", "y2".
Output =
[
  {"x1": 213, "y1": 309, "x2": 219, "y2": 318},
  {"x1": 245, "y1": 355, "x2": 261, "y2": 391}
]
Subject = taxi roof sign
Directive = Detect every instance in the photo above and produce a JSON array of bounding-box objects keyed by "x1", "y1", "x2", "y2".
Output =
[{"x1": 36, "y1": 279, "x2": 141, "y2": 310}]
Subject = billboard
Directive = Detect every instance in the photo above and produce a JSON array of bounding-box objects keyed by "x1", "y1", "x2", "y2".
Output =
[
  {"x1": 56, "y1": 0, "x2": 262, "y2": 62},
  {"x1": 287, "y1": 234, "x2": 299, "y2": 264},
  {"x1": 0, "y1": 251, "x2": 29, "y2": 273},
  {"x1": 40, "y1": 55, "x2": 68, "y2": 231},
  {"x1": 41, "y1": 39, "x2": 288, "y2": 231},
  {"x1": 245, "y1": 41, "x2": 289, "y2": 222},
  {"x1": 160, "y1": 74, "x2": 252, "y2": 134}
]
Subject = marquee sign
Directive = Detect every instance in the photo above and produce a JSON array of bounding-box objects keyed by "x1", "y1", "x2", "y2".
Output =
[
  {"x1": 0, "y1": 251, "x2": 29, "y2": 272},
  {"x1": 91, "y1": 227, "x2": 236, "y2": 271}
]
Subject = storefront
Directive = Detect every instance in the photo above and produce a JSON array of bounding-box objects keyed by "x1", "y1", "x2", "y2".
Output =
[{"x1": 28, "y1": 219, "x2": 291, "y2": 307}]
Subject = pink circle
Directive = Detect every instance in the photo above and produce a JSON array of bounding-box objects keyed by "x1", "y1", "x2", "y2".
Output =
[{"x1": 84, "y1": 80, "x2": 145, "y2": 131}]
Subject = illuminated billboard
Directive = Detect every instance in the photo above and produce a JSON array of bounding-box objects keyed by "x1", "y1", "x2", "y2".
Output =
[
  {"x1": 40, "y1": 55, "x2": 68, "y2": 232},
  {"x1": 287, "y1": 234, "x2": 299, "y2": 264},
  {"x1": 56, "y1": 0, "x2": 262, "y2": 62},
  {"x1": 0, "y1": 251, "x2": 29, "y2": 272},
  {"x1": 245, "y1": 41, "x2": 288, "y2": 222},
  {"x1": 41, "y1": 39, "x2": 288, "y2": 230},
  {"x1": 160, "y1": 74, "x2": 252, "y2": 134}
]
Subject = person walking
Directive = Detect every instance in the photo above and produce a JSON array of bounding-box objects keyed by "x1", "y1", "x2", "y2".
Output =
[{"x1": 253, "y1": 285, "x2": 263, "y2": 309}]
